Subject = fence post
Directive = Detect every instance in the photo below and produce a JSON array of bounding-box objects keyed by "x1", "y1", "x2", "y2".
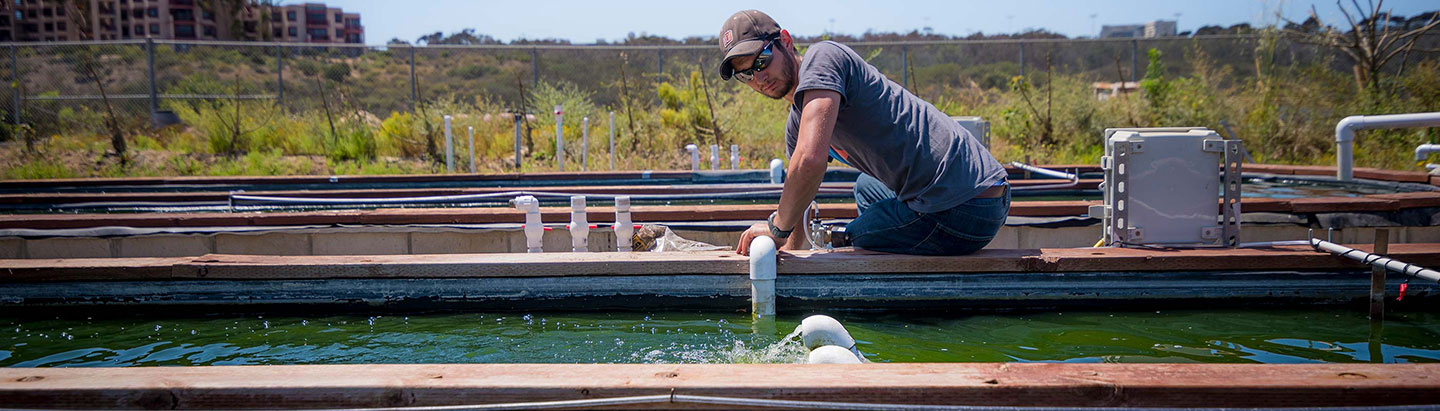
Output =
[
  {"x1": 275, "y1": 44, "x2": 284, "y2": 108},
  {"x1": 10, "y1": 44, "x2": 18, "y2": 126},
  {"x1": 1018, "y1": 41, "x2": 1026, "y2": 78},
  {"x1": 608, "y1": 111, "x2": 615, "y2": 170},
  {"x1": 408, "y1": 46, "x2": 417, "y2": 111},
  {"x1": 656, "y1": 48, "x2": 663, "y2": 80},
  {"x1": 146, "y1": 38, "x2": 157, "y2": 120},
  {"x1": 531, "y1": 48, "x2": 539, "y2": 86},
  {"x1": 900, "y1": 46, "x2": 908, "y2": 89},
  {"x1": 1130, "y1": 39, "x2": 1139, "y2": 82},
  {"x1": 513, "y1": 112, "x2": 522, "y2": 169}
]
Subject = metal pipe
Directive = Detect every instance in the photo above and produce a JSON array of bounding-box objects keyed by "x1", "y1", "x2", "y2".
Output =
[
  {"x1": 581, "y1": 116, "x2": 589, "y2": 171},
  {"x1": 1335, "y1": 112, "x2": 1440, "y2": 180},
  {"x1": 230, "y1": 187, "x2": 855, "y2": 206},
  {"x1": 512, "y1": 112, "x2": 522, "y2": 169},
  {"x1": 608, "y1": 111, "x2": 616, "y2": 170},
  {"x1": 408, "y1": 47, "x2": 417, "y2": 111},
  {"x1": 146, "y1": 39, "x2": 158, "y2": 120},
  {"x1": 749, "y1": 235, "x2": 777, "y2": 318},
  {"x1": 1415, "y1": 144, "x2": 1440, "y2": 163},
  {"x1": 1009, "y1": 162, "x2": 1077, "y2": 180},
  {"x1": 443, "y1": 115, "x2": 453, "y2": 173},
  {"x1": 275, "y1": 45, "x2": 284, "y2": 108},
  {"x1": 553, "y1": 105, "x2": 563, "y2": 171},
  {"x1": 1310, "y1": 237, "x2": 1440, "y2": 283}
]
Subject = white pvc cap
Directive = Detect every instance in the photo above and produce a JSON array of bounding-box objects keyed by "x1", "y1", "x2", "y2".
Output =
[
  {"x1": 615, "y1": 196, "x2": 630, "y2": 211},
  {"x1": 571, "y1": 195, "x2": 586, "y2": 210}
]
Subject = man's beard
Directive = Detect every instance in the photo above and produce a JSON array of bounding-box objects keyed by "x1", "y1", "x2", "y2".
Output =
[{"x1": 757, "y1": 56, "x2": 795, "y2": 100}]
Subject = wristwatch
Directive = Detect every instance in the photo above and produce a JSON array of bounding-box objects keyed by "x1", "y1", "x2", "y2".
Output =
[{"x1": 767, "y1": 211, "x2": 793, "y2": 239}]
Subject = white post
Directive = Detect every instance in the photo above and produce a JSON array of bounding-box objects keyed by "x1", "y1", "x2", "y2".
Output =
[
  {"x1": 615, "y1": 196, "x2": 633, "y2": 252},
  {"x1": 730, "y1": 144, "x2": 740, "y2": 170},
  {"x1": 443, "y1": 115, "x2": 454, "y2": 173},
  {"x1": 467, "y1": 126, "x2": 475, "y2": 173},
  {"x1": 569, "y1": 195, "x2": 589, "y2": 252},
  {"x1": 749, "y1": 236, "x2": 777, "y2": 318},
  {"x1": 685, "y1": 144, "x2": 699, "y2": 171},
  {"x1": 769, "y1": 158, "x2": 785, "y2": 184},
  {"x1": 515, "y1": 196, "x2": 543, "y2": 253},
  {"x1": 608, "y1": 111, "x2": 616, "y2": 170},
  {"x1": 554, "y1": 105, "x2": 564, "y2": 171},
  {"x1": 581, "y1": 116, "x2": 589, "y2": 171},
  {"x1": 709, "y1": 144, "x2": 720, "y2": 170}
]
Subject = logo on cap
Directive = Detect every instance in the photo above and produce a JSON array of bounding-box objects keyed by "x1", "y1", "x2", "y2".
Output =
[{"x1": 721, "y1": 30, "x2": 734, "y2": 49}]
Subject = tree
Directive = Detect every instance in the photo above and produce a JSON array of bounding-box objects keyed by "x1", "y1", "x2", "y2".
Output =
[
  {"x1": 1286, "y1": 0, "x2": 1440, "y2": 93},
  {"x1": 50, "y1": 0, "x2": 128, "y2": 165}
]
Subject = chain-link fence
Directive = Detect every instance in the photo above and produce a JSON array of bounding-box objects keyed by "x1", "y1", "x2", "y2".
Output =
[{"x1": 1, "y1": 34, "x2": 1435, "y2": 163}]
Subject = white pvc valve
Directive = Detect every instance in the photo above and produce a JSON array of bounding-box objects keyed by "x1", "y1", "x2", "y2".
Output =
[
  {"x1": 569, "y1": 195, "x2": 589, "y2": 252},
  {"x1": 615, "y1": 196, "x2": 633, "y2": 252},
  {"x1": 685, "y1": 144, "x2": 699, "y2": 171},
  {"x1": 515, "y1": 196, "x2": 543, "y2": 253},
  {"x1": 709, "y1": 144, "x2": 720, "y2": 170},
  {"x1": 730, "y1": 145, "x2": 740, "y2": 169},
  {"x1": 769, "y1": 158, "x2": 785, "y2": 184},
  {"x1": 799, "y1": 315, "x2": 856, "y2": 351}
]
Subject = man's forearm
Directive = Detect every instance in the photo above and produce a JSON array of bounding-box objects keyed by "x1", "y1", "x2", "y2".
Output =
[{"x1": 774, "y1": 150, "x2": 827, "y2": 248}]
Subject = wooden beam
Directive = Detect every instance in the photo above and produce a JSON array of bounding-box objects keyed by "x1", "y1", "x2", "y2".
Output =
[
  {"x1": 5, "y1": 245, "x2": 1438, "y2": 283},
  {"x1": 1, "y1": 363, "x2": 1438, "y2": 409}
]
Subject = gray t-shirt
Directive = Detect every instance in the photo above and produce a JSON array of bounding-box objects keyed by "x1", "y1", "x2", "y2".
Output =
[{"x1": 786, "y1": 41, "x2": 1006, "y2": 213}]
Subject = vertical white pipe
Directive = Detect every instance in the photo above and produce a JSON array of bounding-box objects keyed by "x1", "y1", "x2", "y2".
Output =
[
  {"x1": 769, "y1": 158, "x2": 784, "y2": 184},
  {"x1": 467, "y1": 126, "x2": 475, "y2": 173},
  {"x1": 554, "y1": 105, "x2": 564, "y2": 171},
  {"x1": 615, "y1": 196, "x2": 633, "y2": 252},
  {"x1": 515, "y1": 196, "x2": 543, "y2": 253},
  {"x1": 608, "y1": 111, "x2": 616, "y2": 170},
  {"x1": 749, "y1": 236, "x2": 777, "y2": 318},
  {"x1": 730, "y1": 145, "x2": 739, "y2": 170},
  {"x1": 581, "y1": 116, "x2": 589, "y2": 171},
  {"x1": 443, "y1": 115, "x2": 454, "y2": 173},
  {"x1": 1416, "y1": 144, "x2": 1440, "y2": 163},
  {"x1": 685, "y1": 144, "x2": 699, "y2": 171},
  {"x1": 570, "y1": 195, "x2": 589, "y2": 252},
  {"x1": 709, "y1": 144, "x2": 720, "y2": 170}
]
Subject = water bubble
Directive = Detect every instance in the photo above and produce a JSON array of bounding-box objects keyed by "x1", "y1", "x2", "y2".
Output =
[
  {"x1": 154, "y1": 325, "x2": 162, "y2": 332},
  {"x1": 301, "y1": 320, "x2": 308, "y2": 326},
  {"x1": 190, "y1": 330, "x2": 196, "y2": 335},
  {"x1": 263, "y1": 321, "x2": 270, "y2": 329}
]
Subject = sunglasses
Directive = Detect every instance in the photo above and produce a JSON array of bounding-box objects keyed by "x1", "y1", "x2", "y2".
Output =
[{"x1": 731, "y1": 40, "x2": 777, "y2": 83}]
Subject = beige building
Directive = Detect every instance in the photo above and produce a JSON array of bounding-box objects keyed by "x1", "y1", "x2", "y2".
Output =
[{"x1": 0, "y1": 0, "x2": 362, "y2": 43}]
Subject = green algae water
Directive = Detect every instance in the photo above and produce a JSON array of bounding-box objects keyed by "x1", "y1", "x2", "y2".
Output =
[{"x1": 4, "y1": 308, "x2": 1439, "y2": 367}]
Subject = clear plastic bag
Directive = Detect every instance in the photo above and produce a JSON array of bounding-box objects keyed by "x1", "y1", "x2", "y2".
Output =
[{"x1": 631, "y1": 224, "x2": 728, "y2": 252}]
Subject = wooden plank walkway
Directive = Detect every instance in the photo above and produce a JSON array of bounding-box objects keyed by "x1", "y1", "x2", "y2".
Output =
[
  {"x1": 2, "y1": 363, "x2": 1438, "y2": 408},
  {"x1": 5, "y1": 191, "x2": 1440, "y2": 229},
  {"x1": 4, "y1": 244, "x2": 1437, "y2": 283}
]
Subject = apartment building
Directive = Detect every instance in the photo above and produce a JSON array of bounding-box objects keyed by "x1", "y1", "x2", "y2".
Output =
[
  {"x1": 0, "y1": 0, "x2": 362, "y2": 43},
  {"x1": 268, "y1": 3, "x2": 361, "y2": 43},
  {"x1": 1099, "y1": 20, "x2": 1177, "y2": 39}
]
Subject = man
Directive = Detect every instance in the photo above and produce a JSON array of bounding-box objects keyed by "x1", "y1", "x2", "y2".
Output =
[{"x1": 721, "y1": 10, "x2": 1010, "y2": 256}]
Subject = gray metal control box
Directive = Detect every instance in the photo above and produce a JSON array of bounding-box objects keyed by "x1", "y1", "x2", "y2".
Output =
[{"x1": 1091, "y1": 128, "x2": 1243, "y2": 247}]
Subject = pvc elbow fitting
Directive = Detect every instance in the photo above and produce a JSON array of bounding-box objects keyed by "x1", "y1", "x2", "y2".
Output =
[
  {"x1": 615, "y1": 196, "x2": 633, "y2": 252},
  {"x1": 515, "y1": 196, "x2": 543, "y2": 253},
  {"x1": 569, "y1": 195, "x2": 588, "y2": 252}
]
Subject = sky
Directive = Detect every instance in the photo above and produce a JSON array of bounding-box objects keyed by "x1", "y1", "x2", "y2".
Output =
[{"x1": 318, "y1": 0, "x2": 1440, "y2": 45}]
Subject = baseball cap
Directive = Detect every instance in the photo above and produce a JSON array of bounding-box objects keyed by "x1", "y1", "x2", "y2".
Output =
[{"x1": 717, "y1": 10, "x2": 781, "y2": 80}]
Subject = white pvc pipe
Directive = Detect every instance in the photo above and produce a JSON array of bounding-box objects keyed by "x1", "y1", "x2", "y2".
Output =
[
  {"x1": 730, "y1": 145, "x2": 740, "y2": 170},
  {"x1": 515, "y1": 196, "x2": 543, "y2": 253},
  {"x1": 749, "y1": 235, "x2": 777, "y2": 318},
  {"x1": 467, "y1": 126, "x2": 475, "y2": 173},
  {"x1": 1416, "y1": 144, "x2": 1440, "y2": 163},
  {"x1": 1310, "y1": 238, "x2": 1440, "y2": 282},
  {"x1": 709, "y1": 144, "x2": 720, "y2": 170},
  {"x1": 443, "y1": 115, "x2": 454, "y2": 173},
  {"x1": 614, "y1": 196, "x2": 632, "y2": 252},
  {"x1": 554, "y1": 105, "x2": 564, "y2": 171},
  {"x1": 1335, "y1": 112, "x2": 1440, "y2": 180},
  {"x1": 1009, "y1": 161, "x2": 1077, "y2": 180},
  {"x1": 569, "y1": 195, "x2": 588, "y2": 252},
  {"x1": 685, "y1": 144, "x2": 699, "y2": 171},
  {"x1": 769, "y1": 158, "x2": 784, "y2": 184}
]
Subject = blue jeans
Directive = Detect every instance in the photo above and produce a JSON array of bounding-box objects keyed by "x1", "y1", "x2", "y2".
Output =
[{"x1": 848, "y1": 173, "x2": 1010, "y2": 255}]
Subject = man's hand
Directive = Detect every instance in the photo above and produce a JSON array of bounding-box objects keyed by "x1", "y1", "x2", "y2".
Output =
[{"x1": 736, "y1": 223, "x2": 773, "y2": 256}]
